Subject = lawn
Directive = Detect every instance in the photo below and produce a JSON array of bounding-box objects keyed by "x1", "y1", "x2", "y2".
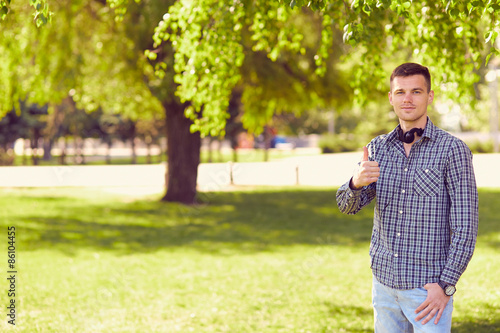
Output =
[
  {"x1": 13, "y1": 147, "x2": 320, "y2": 166},
  {"x1": 0, "y1": 187, "x2": 498, "y2": 332}
]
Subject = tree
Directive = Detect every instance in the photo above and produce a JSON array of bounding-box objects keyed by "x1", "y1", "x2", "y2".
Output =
[
  {"x1": 146, "y1": 0, "x2": 498, "y2": 201},
  {"x1": 2, "y1": 0, "x2": 499, "y2": 203},
  {"x1": 5, "y1": 0, "x2": 352, "y2": 203},
  {"x1": 149, "y1": 2, "x2": 359, "y2": 201}
]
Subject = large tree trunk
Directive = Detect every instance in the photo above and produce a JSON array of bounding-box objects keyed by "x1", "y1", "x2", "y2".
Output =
[{"x1": 162, "y1": 101, "x2": 201, "y2": 204}]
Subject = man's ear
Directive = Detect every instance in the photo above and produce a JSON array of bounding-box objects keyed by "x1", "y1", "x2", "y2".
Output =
[
  {"x1": 428, "y1": 90, "x2": 434, "y2": 104},
  {"x1": 388, "y1": 91, "x2": 393, "y2": 105}
]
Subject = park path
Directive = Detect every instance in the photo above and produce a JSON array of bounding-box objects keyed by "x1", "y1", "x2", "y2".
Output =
[{"x1": 0, "y1": 152, "x2": 498, "y2": 194}]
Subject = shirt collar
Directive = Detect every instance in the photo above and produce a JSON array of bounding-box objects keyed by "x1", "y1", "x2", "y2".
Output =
[{"x1": 421, "y1": 117, "x2": 437, "y2": 141}]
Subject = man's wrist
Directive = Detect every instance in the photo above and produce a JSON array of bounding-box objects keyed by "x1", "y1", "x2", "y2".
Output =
[
  {"x1": 438, "y1": 281, "x2": 456, "y2": 296},
  {"x1": 349, "y1": 178, "x2": 362, "y2": 190}
]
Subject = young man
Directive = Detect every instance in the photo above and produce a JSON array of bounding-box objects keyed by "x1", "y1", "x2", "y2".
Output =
[{"x1": 336, "y1": 63, "x2": 478, "y2": 332}]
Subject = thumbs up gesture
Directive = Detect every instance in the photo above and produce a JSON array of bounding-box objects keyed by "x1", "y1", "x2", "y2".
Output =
[{"x1": 351, "y1": 147, "x2": 380, "y2": 190}]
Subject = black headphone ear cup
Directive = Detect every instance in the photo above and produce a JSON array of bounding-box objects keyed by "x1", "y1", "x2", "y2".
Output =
[
  {"x1": 397, "y1": 127, "x2": 423, "y2": 144},
  {"x1": 404, "y1": 131, "x2": 414, "y2": 143}
]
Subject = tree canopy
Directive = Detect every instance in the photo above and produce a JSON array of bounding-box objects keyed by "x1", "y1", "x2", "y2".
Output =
[
  {"x1": 2, "y1": 0, "x2": 499, "y2": 134},
  {"x1": 0, "y1": 0, "x2": 162, "y2": 119},
  {"x1": 149, "y1": 0, "x2": 499, "y2": 135}
]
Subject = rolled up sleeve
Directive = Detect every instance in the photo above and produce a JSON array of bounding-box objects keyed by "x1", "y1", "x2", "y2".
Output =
[{"x1": 336, "y1": 180, "x2": 376, "y2": 215}]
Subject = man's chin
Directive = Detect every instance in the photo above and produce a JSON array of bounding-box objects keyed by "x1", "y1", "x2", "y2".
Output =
[{"x1": 397, "y1": 112, "x2": 426, "y2": 123}]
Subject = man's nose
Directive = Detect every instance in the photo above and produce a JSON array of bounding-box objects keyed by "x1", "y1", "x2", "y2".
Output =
[{"x1": 403, "y1": 93, "x2": 413, "y2": 103}]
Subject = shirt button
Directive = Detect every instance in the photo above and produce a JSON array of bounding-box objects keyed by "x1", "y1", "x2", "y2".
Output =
[
  {"x1": 425, "y1": 169, "x2": 429, "y2": 173},
  {"x1": 401, "y1": 190, "x2": 406, "y2": 194},
  {"x1": 394, "y1": 253, "x2": 398, "y2": 257},
  {"x1": 404, "y1": 168, "x2": 408, "y2": 172},
  {"x1": 399, "y1": 210, "x2": 403, "y2": 214},
  {"x1": 397, "y1": 233, "x2": 401, "y2": 237}
]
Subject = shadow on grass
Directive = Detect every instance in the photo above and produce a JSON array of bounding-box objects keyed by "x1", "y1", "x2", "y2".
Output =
[
  {"x1": 453, "y1": 301, "x2": 500, "y2": 333},
  {"x1": 323, "y1": 301, "x2": 500, "y2": 333},
  {"x1": 325, "y1": 302, "x2": 372, "y2": 333},
  {"x1": 453, "y1": 321, "x2": 500, "y2": 333},
  {"x1": 16, "y1": 188, "x2": 375, "y2": 254},
  {"x1": 9, "y1": 188, "x2": 500, "y2": 255}
]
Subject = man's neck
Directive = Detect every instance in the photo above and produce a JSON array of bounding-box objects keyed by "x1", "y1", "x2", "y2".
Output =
[{"x1": 399, "y1": 117, "x2": 428, "y2": 133}]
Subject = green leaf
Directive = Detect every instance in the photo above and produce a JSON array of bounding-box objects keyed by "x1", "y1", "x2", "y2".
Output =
[
  {"x1": 376, "y1": 0, "x2": 390, "y2": 8},
  {"x1": 403, "y1": 1, "x2": 411, "y2": 9},
  {"x1": 449, "y1": 8, "x2": 459, "y2": 18},
  {"x1": 485, "y1": 53, "x2": 493, "y2": 66},
  {"x1": 290, "y1": 0, "x2": 296, "y2": 9},
  {"x1": 363, "y1": 4, "x2": 372, "y2": 15},
  {"x1": 145, "y1": 49, "x2": 158, "y2": 61}
]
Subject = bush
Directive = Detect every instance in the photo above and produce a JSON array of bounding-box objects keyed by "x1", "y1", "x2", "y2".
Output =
[
  {"x1": 318, "y1": 134, "x2": 363, "y2": 153},
  {"x1": 466, "y1": 140, "x2": 494, "y2": 154}
]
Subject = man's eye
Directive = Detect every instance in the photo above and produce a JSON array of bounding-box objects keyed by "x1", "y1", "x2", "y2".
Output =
[{"x1": 414, "y1": 91, "x2": 421, "y2": 94}]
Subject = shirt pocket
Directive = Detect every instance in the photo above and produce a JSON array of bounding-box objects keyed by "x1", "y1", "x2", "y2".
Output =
[{"x1": 413, "y1": 167, "x2": 441, "y2": 196}]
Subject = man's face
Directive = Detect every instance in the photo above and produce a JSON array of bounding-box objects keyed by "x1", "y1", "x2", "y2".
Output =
[{"x1": 389, "y1": 74, "x2": 434, "y2": 124}]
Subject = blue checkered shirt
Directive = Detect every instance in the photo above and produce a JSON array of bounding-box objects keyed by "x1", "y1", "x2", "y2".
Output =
[{"x1": 336, "y1": 119, "x2": 478, "y2": 290}]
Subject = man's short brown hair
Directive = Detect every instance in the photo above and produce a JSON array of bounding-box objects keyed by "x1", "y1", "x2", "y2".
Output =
[{"x1": 390, "y1": 63, "x2": 431, "y2": 92}]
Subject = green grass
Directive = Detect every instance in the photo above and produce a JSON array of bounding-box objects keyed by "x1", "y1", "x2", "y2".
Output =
[
  {"x1": 12, "y1": 154, "x2": 166, "y2": 166},
  {"x1": 12, "y1": 148, "x2": 319, "y2": 166},
  {"x1": 0, "y1": 187, "x2": 498, "y2": 332}
]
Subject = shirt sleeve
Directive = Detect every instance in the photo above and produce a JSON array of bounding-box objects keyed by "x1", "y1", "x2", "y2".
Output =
[
  {"x1": 336, "y1": 179, "x2": 376, "y2": 215},
  {"x1": 440, "y1": 140, "x2": 479, "y2": 286}
]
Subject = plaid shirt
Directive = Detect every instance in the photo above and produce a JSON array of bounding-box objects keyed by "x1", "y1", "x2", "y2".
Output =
[{"x1": 336, "y1": 118, "x2": 478, "y2": 290}]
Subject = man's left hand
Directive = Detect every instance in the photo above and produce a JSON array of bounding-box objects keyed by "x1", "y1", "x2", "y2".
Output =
[{"x1": 415, "y1": 283, "x2": 451, "y2": 325}]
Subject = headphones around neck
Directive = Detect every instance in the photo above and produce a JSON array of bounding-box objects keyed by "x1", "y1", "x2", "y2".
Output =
[{"x1": 397, "y1": 127, "x2": 424, "y2": 144}]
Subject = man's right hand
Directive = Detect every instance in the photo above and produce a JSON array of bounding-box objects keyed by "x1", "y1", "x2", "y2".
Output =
[{"x1": 350, "y1": 146, "x2": 380, "y2": 190}]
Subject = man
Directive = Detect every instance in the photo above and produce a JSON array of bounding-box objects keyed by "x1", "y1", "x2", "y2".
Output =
[{"x1": 336, "y1": 63, "x2": 478, "y2": 332}]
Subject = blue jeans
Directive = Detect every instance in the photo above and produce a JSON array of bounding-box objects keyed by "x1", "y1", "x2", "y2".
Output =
[{"x1": 372, "y1": 277, "x2": 453, "y2": 333}]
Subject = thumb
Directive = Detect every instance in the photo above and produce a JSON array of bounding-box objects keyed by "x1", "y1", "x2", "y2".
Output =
[{"x1": 361, "y1": 146, "x2": 369, "y2": 162}]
